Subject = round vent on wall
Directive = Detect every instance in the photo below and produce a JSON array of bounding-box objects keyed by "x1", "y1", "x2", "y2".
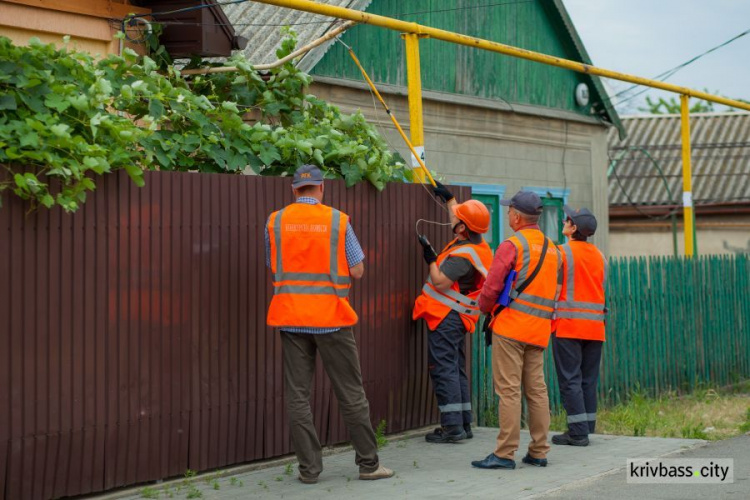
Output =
[{"x1": 575, "y1": 83, "x2": 590, "y2": 107}]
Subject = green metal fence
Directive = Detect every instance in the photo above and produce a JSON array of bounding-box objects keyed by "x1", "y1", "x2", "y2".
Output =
[{"x1": 471, "y1": 254, "x2": 750, "y2": 426}]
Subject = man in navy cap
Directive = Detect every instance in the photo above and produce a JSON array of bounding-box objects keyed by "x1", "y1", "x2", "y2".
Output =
[
  {"x1": 472, "y1": 190, "x2": 562, "y2": 471},
  {"x1": 551, "y1": 206, "x2": 607, "y2": 447},
  {"x1": 264, "y1": 164, "x2": 394, "y2": 484}
]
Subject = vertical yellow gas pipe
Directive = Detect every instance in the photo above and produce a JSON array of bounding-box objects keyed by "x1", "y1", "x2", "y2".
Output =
[
  {"x1": 403, "y1": 33, "x2": 426, "y2": 183},
  {"x1": 680, "y1": 94, "x2": 696, "y2": 257}
]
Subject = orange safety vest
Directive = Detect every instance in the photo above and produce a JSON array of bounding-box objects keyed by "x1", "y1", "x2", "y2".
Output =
[
  {"x1": 553, "y1": 241, "x2": 608, "y2": 341},
  {"x1": 266, "y1": 202, "x2": 358, "y2": 328},
  {"x1": 413, "y1": 238, "x2": 494, "y2": 334},
  {"x1": 491, "y1": 229, "x2": 560, "y2": 348}
]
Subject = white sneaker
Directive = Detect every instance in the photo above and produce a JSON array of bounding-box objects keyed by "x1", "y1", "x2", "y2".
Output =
[{"x1": 359, "y1": 465, "x2": 395, "y2": 480}]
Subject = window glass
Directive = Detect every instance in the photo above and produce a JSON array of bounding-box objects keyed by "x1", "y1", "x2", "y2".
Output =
[
  {"x1": 472, "y1": 193, "x2": 500, "y2": 250},
  {"x1": 540, "y1": 198, "x2": 564, "y2": 244}
]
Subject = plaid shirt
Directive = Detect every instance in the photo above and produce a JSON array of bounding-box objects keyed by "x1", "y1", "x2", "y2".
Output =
[{"x1": 265, "y1": 197, "x2": 364, "y2": 334}]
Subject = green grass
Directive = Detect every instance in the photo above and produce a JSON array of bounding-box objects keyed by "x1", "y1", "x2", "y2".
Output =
[
  {"x1": 375, "y1": 420, "x2": 388, "y2": 449},
  {"x1": 483, "y1": 406, "x2": 499, "y2": 428},
  {"x1": 284, "y1": 462, "x2": 294, "y2": 476},
  {"x1": 549, "y1": 384, "x2": 750, "y2": 441},
  {"x1": 139, "y1": 487, "x2": 159, "y2": 499},
  {"x1": 185, "y1": 485, "x2": 202, "y2": 499},
  {"x1": 738, "y1": 408, "x2": 750, "y2": 434}
]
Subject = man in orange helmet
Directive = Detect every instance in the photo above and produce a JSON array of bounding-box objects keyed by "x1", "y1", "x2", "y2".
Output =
[{"x1": 413, "y1": 181, "x2": 494, "y2": 443}]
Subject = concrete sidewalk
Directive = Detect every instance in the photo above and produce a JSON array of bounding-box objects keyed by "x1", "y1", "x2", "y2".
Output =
[{"x1": 114, "y1": 428, "x2": 704, "y2": 499}]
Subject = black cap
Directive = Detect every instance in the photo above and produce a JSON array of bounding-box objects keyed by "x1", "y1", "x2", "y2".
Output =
[
  {"x1": 564, "y1": 205, "x2": 598, "y2": 236},
  {"x1": 499, "y1": 190, "x2": 543, "y2": 216},
  {"x1": 292, "y1": 164, "x2": 324, "y2": 188}
]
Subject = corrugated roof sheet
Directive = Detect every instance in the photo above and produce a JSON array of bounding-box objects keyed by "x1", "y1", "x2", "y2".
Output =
[
  {"x1": 608, "y1": 112, "x2": 750, "y2": 206},
  {"x1": 221, "y1": 1, "x2": 622, "y2": 136},
  {"x1": 222, "y1": 0, "x2": 371, "y2": 72}
]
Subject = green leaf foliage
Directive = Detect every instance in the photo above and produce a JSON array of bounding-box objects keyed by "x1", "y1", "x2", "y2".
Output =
[{"x1": 0, "y1": 30, "x2": 407, "y2": 212}]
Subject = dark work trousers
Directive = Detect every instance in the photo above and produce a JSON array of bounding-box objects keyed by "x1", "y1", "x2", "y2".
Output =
[
  {"x1": 280, "y1": 328, "x2": 380, "y2": 479},
  {"x1": 428, "y1": 310, "x2": 472, "y2": 427},
  {"x1": 552, "y1": 335, "x2": 603, "y2": 437}
]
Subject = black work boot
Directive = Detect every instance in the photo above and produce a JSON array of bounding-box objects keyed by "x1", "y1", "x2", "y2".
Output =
[
  {"x1": 463, "y1": 423, "x2": 473, "y2": 439},
  {"x1": 552, "y1": 432, "x2": 589, "y2": 446},
  {"x1": 425, "y1": 425, "x2": 467, "y2": 443}
]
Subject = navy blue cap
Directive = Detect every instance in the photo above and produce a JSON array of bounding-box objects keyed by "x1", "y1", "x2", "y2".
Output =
[
  {"x1": 292, "y1": 164, "x2": 324, "y2": 188},
  {"x1": 564, "y1": 205, "x2": 598, "y2": 236},
  {"x1": 499, "y1": 190, "x2": 543, "y2": 216}
]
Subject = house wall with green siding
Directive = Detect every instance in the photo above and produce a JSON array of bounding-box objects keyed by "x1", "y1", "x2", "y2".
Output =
[{"x1": 311, "y1": 0, "x2": 597, "y2": 116}]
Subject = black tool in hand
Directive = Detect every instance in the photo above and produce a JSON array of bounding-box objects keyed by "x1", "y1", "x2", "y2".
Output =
[
  {"x1": 482, "y1": 305, "x2": 501, "y2": 347},
  {"x1": 432, "y1": 181, "x2": 454, "y2": 203},
  {"x1": 418, "y1": 234, "x2": 438, "y2": 265},
  {"x1": 482, "y1": 314, "x2": 494, "y2": 347}
]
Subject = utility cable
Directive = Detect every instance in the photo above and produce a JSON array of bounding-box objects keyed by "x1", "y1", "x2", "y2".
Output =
[
  {"x1": 129, "y1": 0, "x2": 250, "y2": 20},
  {"x1": 561, "y1": 121, "x2": 568, "y2": 193},
  {"x1": 141, "y1": 0, "x2": 534, "y2": 28},
  {"x1": 608, "y1": 147, "x2": 681, "y2": 221},
  {"x1": 339, "y1": 38, "x2": 448, "y2": 214},
  {"x1": 358, "y1": 59, "x2": 448, "y2": 214},
  {"x1": 336, "y1": 38, "x2": 438, "y2": 188},
  {"x1": 415, "y1": 219, "x2": 453, "y2": 238},
  {"x1": 607, "y1": 25, "x2": 750, "y2": 109},
  {"x1": 362, "y1": 71, "x2": 446, "y2": 209}
]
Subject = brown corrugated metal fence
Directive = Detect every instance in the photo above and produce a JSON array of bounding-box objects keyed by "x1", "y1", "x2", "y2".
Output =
[{"x1": 0, "y1": 170, "x2": 471, "y2": 499}]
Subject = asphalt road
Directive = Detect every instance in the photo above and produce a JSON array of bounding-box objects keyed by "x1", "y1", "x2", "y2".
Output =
[{"x1": 541, "y1": 435, "x2": 750, "y2": 499}]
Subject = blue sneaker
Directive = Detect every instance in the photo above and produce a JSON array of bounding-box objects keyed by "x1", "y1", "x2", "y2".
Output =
[
  {"x1": 522, "y1": 454, "x2": 548, "y2": 467},
  {"x1": 471, "y1": 453, "x2": 516, "y2": 469}
]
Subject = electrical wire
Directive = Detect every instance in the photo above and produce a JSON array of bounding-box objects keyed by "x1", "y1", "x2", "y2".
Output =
[
  {"x1": 607, "y1": 25, "x2": 750, "y2": 109},
  {"x1": 561, "y1": 121, "x2": 568, "y2": 192},
  {"x1": 130, "y1": 0, "x2": 250, "y2": 20},
  {"x1": 358, "y1": 51, "x2": 447, "y2": 213},
  {"x1": 334, "y1": 38, "x2": 449, "y2": 214},
  {"x1": 415, "y1": 219, "x2": 453, "y2": 239},
  {"x1": 608, "y1": 148, "x2": 681, "y2": 221},
  {"x1": 139, "y1": 0, "x2": 534, "y2": 28}
]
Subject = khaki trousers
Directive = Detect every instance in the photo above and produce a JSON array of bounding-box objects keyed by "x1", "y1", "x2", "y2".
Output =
[
  {"x1": 492, "y1": 334, "x2": 551, "y2": 459},
  {"x1": 281, "y1": 328, "x2": 379, "y2": 478}
]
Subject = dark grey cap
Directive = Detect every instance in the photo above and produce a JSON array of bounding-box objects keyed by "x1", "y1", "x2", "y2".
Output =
[
  {"x1": 292, "y1": 164, "x2": 324, "y2": 188},
  {"x1": 564, "y1": 205, "x2": 598, "y2": 236},
  {"x1": 499, "y1": 190, "x2": 543, "y2": 216}
]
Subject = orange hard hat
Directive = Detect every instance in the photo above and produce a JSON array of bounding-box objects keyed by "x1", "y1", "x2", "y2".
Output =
[{"x1": 451, "y1": 200, "x2": 490, "y2": 234}]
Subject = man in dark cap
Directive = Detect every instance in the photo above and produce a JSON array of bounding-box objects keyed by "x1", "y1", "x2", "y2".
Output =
[
  {"x1": 472, "y1": 191, "x2": 562, "y2": 471},
  {"x1": 551, "y1": 206, "x2": 607, "y2": 447},
  {"x1": 265, "y1": 164, "x2": 394, "y2": 484}
]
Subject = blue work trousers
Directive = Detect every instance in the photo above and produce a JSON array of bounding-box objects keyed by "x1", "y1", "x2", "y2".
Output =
[
  {"x1": 552, "y1": 335, "x2": 603, "y2": 437},
  {"x1": 428, "y1": 310, "x2": 472, "y2": 427}
]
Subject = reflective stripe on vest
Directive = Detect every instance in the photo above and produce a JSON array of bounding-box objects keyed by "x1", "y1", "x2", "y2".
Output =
[
  {"x1": 421, "y1": 284, "x2": 480, "y2": 316},
  {"x1": 446, "y1": 246, "x2": 490, "y2": 277},
  {"x1": 418, "y1": 242, "x2": 488, "y2": 317},
  {"x1": 508, "y1": 299, "x2": 554, "y2": 319},
  {"x1": 557, "y1": 243, "x2": 606, "y2": 321},
  {"x1": 507, "y1": 232, "x2": 558, "y2": 312},
  {"x1": 425, "y1": 277, "x2": 477, "y2": 307},
  {"x1": 555, "y1": 309, "x2": 605, "y2": 320},
  {"x1": 276, "y1": 284, "x2": 350, "y2": 297},
  {"x1": 272, "y1": 207, "x2": 350, "y2": 296}
]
